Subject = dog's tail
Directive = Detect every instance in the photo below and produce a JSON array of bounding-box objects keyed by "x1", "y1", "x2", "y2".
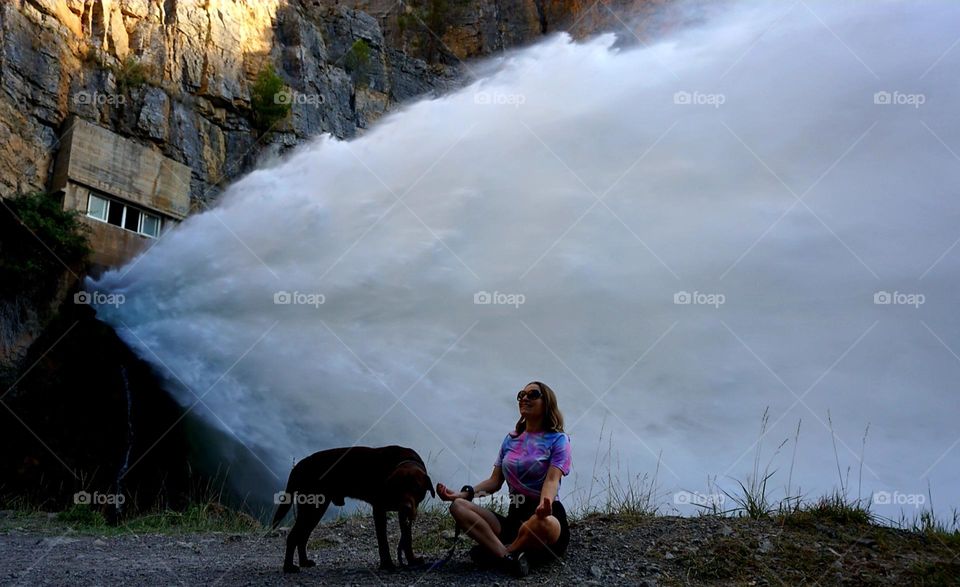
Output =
[
  {"x1": 271, "y1": 464, "x2": 299, "y2": 529},
  {"x1": 271, "y1": 501, "x2": 292, "y2": 530}
]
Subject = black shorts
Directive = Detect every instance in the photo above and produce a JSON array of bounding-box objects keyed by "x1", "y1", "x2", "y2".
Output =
[{"x1": 493, "y1": 498, "x2": 570, "y2": 562}]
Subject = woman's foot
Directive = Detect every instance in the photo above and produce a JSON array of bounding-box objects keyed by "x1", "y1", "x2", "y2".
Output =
[
  {"x1": 501, "y1": 551, "x2": 530, "y2": 577},
  {"x1": 469, "y1": 544, "x2": 501, "y2": 567}
]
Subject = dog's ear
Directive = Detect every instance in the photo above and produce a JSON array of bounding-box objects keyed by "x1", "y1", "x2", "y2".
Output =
[{"x1": 423, "y1": 474, "x2": 436, "y2": 499}]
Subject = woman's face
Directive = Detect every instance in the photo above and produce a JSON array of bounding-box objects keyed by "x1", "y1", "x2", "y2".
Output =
[{"x1": 518, "y1": 383, "x2": 545, "y2": 420}]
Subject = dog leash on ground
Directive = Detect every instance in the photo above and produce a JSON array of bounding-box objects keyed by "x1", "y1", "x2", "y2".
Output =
[
  {"x1": 426, "y1": 524, "x2": 461, "y2": 571},
  {"x1": 426, "y1": 483, "x2": 475, "y2": 571}
]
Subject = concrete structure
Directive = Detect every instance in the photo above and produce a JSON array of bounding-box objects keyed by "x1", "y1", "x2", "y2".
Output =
[{"x1": 50, "y1": 116, "x2": 191, "y2": 270}]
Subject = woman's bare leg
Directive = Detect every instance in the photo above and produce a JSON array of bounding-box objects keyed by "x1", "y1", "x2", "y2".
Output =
[
  {"x1": 506, "y1": 514, "x2": 561, "y2": 555},
  {"x1": 449, "y1": 498, "x2": 508, "y2": 557}
]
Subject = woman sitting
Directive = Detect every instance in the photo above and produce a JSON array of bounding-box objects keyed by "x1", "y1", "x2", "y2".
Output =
[{"x1": 437, "y1": 381, "x2": 572, "y2": 577}]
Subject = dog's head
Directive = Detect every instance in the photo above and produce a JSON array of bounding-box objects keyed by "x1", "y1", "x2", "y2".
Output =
[{"x1": 385, "y1": 463, "x2": 435, "y2": 520}]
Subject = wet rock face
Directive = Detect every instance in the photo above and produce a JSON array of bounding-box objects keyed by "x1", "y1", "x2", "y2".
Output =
[{"x1": 0, "y1": 302, "x2": 195, "y2": 514}]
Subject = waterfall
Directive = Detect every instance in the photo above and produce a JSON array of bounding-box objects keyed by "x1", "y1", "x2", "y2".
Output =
[{"x1": 90, "y1": 1, "x2": 960, "y2": 520}]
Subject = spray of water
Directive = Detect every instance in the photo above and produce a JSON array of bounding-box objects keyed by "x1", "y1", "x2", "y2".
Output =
[{"x1": 91, "y1": 1, "x2": 960, "y2": 519}]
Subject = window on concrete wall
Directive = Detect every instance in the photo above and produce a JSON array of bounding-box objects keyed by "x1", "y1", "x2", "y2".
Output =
[
  {"x1": 140, "y1": 213, "x2": 161, "y2": 238},
  {"x1": 124, "y1": 207, "x2": 140, "y2": 232},
  {"x1": 85, "y1": 191, "x2": 165, "y2": 239},
  {"x1": 107, "y1": 199, "x2": 124, "y2": 227},
  {"x1": 87, "y1": 193, "x2": 109, "y2": 221}
]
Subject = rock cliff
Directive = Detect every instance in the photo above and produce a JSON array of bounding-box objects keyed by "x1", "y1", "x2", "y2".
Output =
[{"x1": 0, "y1": 0, "x2": 676, "y2": 205}]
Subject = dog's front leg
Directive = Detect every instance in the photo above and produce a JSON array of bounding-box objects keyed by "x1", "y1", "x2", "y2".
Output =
[
  {"x1": 373, "y1": 507, "x2": 395, "y2": 570},
  {"x1": 399, "y1": 510, "x2": 424, "y2": 566}
]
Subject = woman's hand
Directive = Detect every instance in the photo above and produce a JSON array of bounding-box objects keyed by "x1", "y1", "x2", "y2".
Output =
[
  {"x1": 435, "y1": 482, "x2": 463, "y2": 502},
  {"x1": 535, "y1": 495, "x2": 553, "y2": 518}
]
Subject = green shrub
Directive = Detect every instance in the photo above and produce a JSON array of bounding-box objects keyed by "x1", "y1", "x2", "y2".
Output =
[
  {"x1": 345, "y1": 39, "x2": 371, "y2": 72},
  {"x1": 0, "y1": 192, "x2": 90, "y2": 300},
  {"x1": 112, "y1": 56, "x2": 153, "y2": 91},
  {"x1": 344, "y1": 39, "x2": 372, "y2": 87},
  {"x1": 250, "y1": 64, "x2": 291, "y2": 134}
]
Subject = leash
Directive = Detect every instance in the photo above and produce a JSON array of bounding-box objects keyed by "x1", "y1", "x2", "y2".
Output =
[
  {"x1": 395, "y1": 522, "x2": 459, "y2": 572},
  {"x1": 426, "y1": 524, "x2": 461, "y2": 571},
  {"x1": 391, "y1": 459, "x2": 460, "y2": 571}
]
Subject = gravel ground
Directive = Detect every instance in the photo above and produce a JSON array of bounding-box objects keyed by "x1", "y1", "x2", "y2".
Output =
[{"x1": 2, "y1": 510, "x2": 956, "y2": 585}]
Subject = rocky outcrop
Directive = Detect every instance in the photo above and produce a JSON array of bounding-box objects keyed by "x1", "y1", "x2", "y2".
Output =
[
  {"x1": 0, "y1": 0, "x2": 451, "y2": 203},
  {"x1": 0, "y1": 0, "x2": 684, "y2": 205},
  {"x1": 0, "y1": 1, "x2": 511, "y2": 203}
]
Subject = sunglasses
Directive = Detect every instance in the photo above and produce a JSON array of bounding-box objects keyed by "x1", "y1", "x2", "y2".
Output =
[{"x1": 517, "y1": 388, "x2": 543, "y2": 402}]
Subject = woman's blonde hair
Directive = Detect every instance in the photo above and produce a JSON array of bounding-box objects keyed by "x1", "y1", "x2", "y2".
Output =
[{"x1": 514, "y1": 381, "x2": 565, "y2": 435}]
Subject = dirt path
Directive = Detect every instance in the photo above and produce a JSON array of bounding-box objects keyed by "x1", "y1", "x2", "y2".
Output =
[{"x1": 2, "y1": 511, "x2": 956, "y2": 585}]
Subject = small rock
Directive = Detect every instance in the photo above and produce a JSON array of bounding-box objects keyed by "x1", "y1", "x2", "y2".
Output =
[
  {"x1": 854, "y1": 537, "x2": 877, "y2": 549},
  {"x1": 663, "y1": 551, "x2": 675, "y2": 560},
  {"x1": 720, "y1": 524, "x2": 734, "y2": 536},
  {"x1": 441, "y1": 529, "x2": 456, "y2": 540},
  {"x1": 758, "y1": 538, "x2": 774, "y2": 553},
  {"x1": 93, "y1": 539, "x2": 106, "y2": 546},
  {"x1": 590, "y1": 564, "x2": 603, "y2": 579}
]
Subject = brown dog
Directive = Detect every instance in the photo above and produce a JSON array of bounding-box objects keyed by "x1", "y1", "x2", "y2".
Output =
[{"x1": 271, "y1": 445, "x2": 435, "y2": 573}]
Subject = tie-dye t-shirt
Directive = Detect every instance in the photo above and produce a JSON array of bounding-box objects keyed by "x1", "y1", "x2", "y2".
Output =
[{"x1": 494, "y1": 430, "x2": 572, "y2": 500}]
